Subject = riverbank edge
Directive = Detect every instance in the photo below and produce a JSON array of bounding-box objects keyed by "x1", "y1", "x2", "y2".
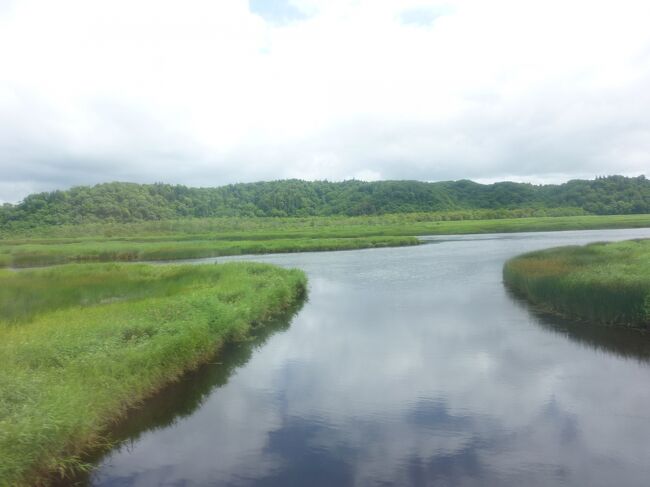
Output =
[
  {"x1": 3, "y1": 213, "x2": 650, "y2": 269},
  {"x1": 502, "y1": 241, "x2": 650, "y2": 328},
  {"x1": 8, "y1": 270, "x2": 307, "y2": 487},
  {"x1": 0, "y1": 236, "x2": 421, "y2": 268}
]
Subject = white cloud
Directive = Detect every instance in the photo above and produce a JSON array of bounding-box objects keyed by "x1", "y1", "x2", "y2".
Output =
[{"x1": 1, "y1": 0, "x2": 649, "y2": 201}]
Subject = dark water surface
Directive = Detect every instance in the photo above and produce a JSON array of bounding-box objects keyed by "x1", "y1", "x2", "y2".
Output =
[{"x1": 87, "y1": 229, "x2": 650, "y2": 487}]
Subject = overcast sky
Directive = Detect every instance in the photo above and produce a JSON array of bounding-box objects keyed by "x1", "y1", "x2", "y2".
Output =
[{"x1": 1, "y1": 0, "x2": 649, "y2": 203}]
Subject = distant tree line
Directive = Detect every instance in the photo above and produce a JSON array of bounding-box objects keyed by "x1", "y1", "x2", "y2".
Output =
[{"x1": 1, "y1": 175, "x2": 648, "y2": 230}]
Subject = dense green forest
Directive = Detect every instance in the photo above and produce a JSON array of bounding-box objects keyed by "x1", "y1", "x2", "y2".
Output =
[{"x1": 1, "y1": 176, "x2": 648, "y2": 230}]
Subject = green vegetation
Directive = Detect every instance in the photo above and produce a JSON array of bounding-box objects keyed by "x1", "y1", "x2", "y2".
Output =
[
  {"x1": 2, "y1": 175, "x2": 649, "y2": 230},
  {"x1": 1, "y1": 213, "x2": 649, "y2": 268},
  {"x1": 504, "y1": 239, "x2": 650, "y2": 327},
  {"x1": 1, "y1": 177, "x2": 648, "y2": 484},
  {"x1": 1, "y1": 176, "x2": 648, "y2": 267},
  {"x1": 0, "y1": 236, "x2": 420, "y2": 268},
  {"x1": 0, "y1": 262, "x2": 306, "y2": 486},
  {"x1": 2, "y1": 213, "x2": 650, "y2": 268}
]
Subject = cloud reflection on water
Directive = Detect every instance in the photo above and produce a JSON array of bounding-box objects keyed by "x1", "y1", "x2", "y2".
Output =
[{"x1": 91, "y1": 229, "x2": 650, "y2": 487}]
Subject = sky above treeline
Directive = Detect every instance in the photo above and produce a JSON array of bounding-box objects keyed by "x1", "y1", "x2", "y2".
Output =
[{"x1": 1, "y1": 0, "x2": 649, "y2": 203}]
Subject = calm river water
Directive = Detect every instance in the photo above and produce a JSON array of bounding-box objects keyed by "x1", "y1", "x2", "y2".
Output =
[{"x1": 84, "y1": 229, "x2": 650, "y2": 487}]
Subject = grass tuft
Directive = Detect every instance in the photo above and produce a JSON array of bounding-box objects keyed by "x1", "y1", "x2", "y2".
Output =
[{"x1": 503, "y1": 239, "x2": 650, "y2": 327}]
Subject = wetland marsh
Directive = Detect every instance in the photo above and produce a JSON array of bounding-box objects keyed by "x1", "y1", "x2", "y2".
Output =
[{"x1": 73, "y1": 228, "x2": 650, "y2": 487}]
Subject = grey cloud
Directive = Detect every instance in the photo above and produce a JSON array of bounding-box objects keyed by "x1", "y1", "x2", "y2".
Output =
[
  {"x1": 1, "y1": 1, "x2": 649, "y2": 202},
  {"x1": 3, "y1": 95, "x2": 648, "y2": 203}
]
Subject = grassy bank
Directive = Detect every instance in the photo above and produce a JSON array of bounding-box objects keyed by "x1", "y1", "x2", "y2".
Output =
[
  {"x1": 0, "y1": 262, "x2": 306, "y2": 486},
  {"x1": 0, "y1": 235, "x2": 420, "y2": 268},
  {"x1": 1, "y1": 213, "x2": 649, "y2": 267},
  {"x1": 503, "y1": 239, "x2": 650, "y2": 326}
]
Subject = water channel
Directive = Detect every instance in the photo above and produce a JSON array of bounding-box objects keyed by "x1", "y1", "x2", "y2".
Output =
[{"x1": 82, "y1": 228, "x2": 650, "y2": 486}]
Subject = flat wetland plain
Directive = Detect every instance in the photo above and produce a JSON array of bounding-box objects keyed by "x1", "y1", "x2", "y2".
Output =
[{"x1": 2, "y1": 213, "x2": 650, "y2": 268}]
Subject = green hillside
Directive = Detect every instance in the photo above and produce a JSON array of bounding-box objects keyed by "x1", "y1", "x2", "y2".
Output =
[{"x1": 1, "y1": 175, "x2": 648, "y2": 230}]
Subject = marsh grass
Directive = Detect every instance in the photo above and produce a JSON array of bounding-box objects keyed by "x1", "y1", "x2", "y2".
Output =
[
  {"x1": 1, "y1": 214, "x2": 649, "y2": 268},
  {"x1": 0, "y1": 262, "x2": 306, "y2": 486},
  {"x1": 0, "y1": 236, "x2": 420, "y2": 268},
  {"x1": 53, "y1": 303, "x2": 303, "y2": 487},
  {"x1": 503, "y1": 239, "x2": 650, "y2": 326}
]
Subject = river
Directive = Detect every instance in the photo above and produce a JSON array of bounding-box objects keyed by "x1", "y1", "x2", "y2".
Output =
[{"x1": 82, "y1": 228, "x2": 650, "y2": 486}]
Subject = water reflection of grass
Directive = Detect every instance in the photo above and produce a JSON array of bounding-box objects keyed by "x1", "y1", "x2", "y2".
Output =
[
  {"x1": 507, "y1": 288, "x2": 650, "y2": 362},
  {"x1": 0, "y1": 262, "x2": 306, "y2": 487},
  {"x1": 504, "y1": 239, "x2": 650, "y2": 327}
]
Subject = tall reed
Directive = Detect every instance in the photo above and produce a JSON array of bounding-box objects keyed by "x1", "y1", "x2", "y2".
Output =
[
  {"x1": 0, "y1": 262, "x2": 306, "y2": 486},
  {"x1": 503, "y1": 239, "x2": 650, "y2": 326}
]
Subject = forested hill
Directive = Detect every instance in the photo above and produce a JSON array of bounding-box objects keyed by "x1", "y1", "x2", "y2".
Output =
[{"x1": 1, "y1": 176, "x2": 649, "y2": 228}]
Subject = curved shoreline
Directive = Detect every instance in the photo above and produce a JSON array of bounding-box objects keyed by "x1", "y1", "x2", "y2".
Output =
[
  {"x1": 0, "y1": 262, "x2": 307, "y2": 486},
  {"x1": 503, "y1": 239, "x2": 650, "y2": 327},
  {"x1": 3, "y1": 214, "x2": 650, "y2": 269}
]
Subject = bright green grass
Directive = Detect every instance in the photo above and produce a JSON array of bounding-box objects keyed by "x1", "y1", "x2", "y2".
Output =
[
  {"x1": 2, "y1": 212, "x2": 649, "y2": 241},
  {"x1": 0, "y1": 236, "x2": 420, "y2": 268},
  {"x1": 1, "y1": 208, "x2": 587, "y2": 239},
  {"x1": 0, "y1": 262, "x2": 306, "y2": 486},
  {"x1": 503, "y1": 239, "x2": 650, "y2": 326},
  {"x1": 1, "y1": 214, "x2": 649, "y2": 268}
]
